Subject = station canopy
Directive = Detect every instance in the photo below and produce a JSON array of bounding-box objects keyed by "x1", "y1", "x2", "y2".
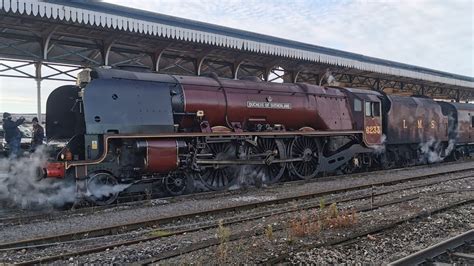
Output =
[{"x1": 0, "y1": 0, "x2": 473, "y2": 102}]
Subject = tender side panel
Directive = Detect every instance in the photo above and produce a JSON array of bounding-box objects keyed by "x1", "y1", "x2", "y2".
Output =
[{"x1": 385, "y1": 95, "x2": 449, "y2": 145}]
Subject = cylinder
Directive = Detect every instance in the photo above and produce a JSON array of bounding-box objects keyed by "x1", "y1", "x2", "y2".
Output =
[
  {"x1": 43, "y1": 162, "x2": 66, "y2": 179},
  {"x1": 136, "y1": 139, "x2": 180, "y2": 173}
]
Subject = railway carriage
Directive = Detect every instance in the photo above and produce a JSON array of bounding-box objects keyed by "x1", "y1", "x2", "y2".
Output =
[{"x1": 438, "y1": 102, "x2": 474, "y2": 159}]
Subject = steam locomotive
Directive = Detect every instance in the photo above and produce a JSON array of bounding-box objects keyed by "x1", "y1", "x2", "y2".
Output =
[{"x1": 42, "y1": 68, "x2": 474, "y2": 205}]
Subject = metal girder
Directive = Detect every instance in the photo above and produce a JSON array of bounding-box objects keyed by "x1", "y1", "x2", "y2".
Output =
[
  {"x1": 0, "y1": 59, "x2": 79, "y2": 122},
  {"x1": 237, "y1": 64, "x2": 266, "y2": 80},
  {"x1": 268, "y1": 67, "x2": 285, "y2": 83},
  {"x1": 0, "y1": 60, "x2": 36, "y2": 79},
  {"x1": 158, "y1": 55, "x2": 196, "y2": 75},
  {"x1": 0, "y1": 33, "x2": 42, "y2": 60},
  {"x1": 41, "y1": 63, "x2": 82, "y2": 81},
  {"x1": 198, "y1": 59, "x2": 233, "y2": 78},
  {"x1": 0, "y1": 59, "x2": 79, "y2": 81},
  {"x1": 194, "y1": 48, "x2": 214, "y2": 76},
  {"x1": 295, "y1": 71, "x2": 320, "y2": 85},
  {"x1": 151, "y1": 43, "x2": 173, "y2": 72},
  {"x1": 101, "y1": 37, "x2": 116, "y2": 66},
  {"x1": 329, "y1": 72, "x2": 473, "y2": 101}
]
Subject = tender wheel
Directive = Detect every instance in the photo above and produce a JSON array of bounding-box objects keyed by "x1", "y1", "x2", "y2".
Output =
[
  {"x1": 86, "y1": 172, "x2": 120, "y2": 206},
  {"x1": 340, "y1": 159, "x2": 356, "y2": 174},
  {"x1": 250, "y1": 138, "x2": 286, "y2": 184},
  {"x1": 289, "y1": 137, "x2": 321, "y2": 179},
  {"x1": 163, "y1": 172, "x2": 194, "y2": 196},
  {"x1": 452, "y1": 150, "x2": 462, "y2": 161},
  {"x1": 198, "y1": 142, "x2": 238, "y2": 190}
]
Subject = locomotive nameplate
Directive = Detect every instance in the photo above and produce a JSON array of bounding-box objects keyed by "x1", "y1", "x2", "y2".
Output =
[{"x1": 246, "y1": 101, "x2": 292, "y2": 110}]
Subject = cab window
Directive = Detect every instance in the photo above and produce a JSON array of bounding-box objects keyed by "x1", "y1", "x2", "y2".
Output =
[
  {"x1": 365, "y1": 101, "x2": 381, "y2": 117},
  {"x1": 373, "y1": 102, "x2": 381, "y2": 117},
  {"x1": 354, "y1": 99, "x2": 362, "y2": 112},
  {"x1": 365, "y1": 102, "x2": 372, "y2": 117}
]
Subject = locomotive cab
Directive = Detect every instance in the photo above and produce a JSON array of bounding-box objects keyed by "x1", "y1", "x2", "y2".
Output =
[{"x1": 339, "y1": 88, "x2": 383, "y2": 146}]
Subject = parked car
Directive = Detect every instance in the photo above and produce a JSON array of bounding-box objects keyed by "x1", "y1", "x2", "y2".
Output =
[{"x1": 0, "y1": 125, "x2": 32, "y2": 157}]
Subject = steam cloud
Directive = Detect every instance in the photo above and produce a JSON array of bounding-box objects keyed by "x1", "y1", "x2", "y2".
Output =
[
  {"x1": 418, "y1": 137, "x2": 454, "y2": 163},
  {"x1": 373, "y1": 134, "x2": 387, "y2": 154},
  {"x1": 228, "y1": 165, "x2": 268, "y2": 190},
  {"x1": 0, "y1": 147, "x2": 132, "y2": 209},
  {"x1": 0, "y1": 147, "x2": 75, "y2": 209},
  {"x1": 85, "y1": 182, "x2": 131, "y2": 199}
]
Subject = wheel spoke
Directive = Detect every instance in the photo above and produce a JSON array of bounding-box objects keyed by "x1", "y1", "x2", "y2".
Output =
[
  {"x1": 290, "y1": 137, "x2": 320, "y2": 180},
  {"x1": 211, "y1": 171, "x2": 217, "y2": 187},
  {"x1": 163, "y1": 172, "x2": 192, "y2": 196},
  {"x1": 198, "y1": 142, "x2": 238, "y2": 190},
  {"x1": 250, "y1": 139, "x2": 285, "y2": 184},
  {"x1": 223, "y1": 172, "x2": 229, "y2": 186},
  {"x1": 219, "y1": 170, "x2": 223, "y2": 187},
  {"x1": 86, "y1": 172, "x2": 119, "y2": 206}
]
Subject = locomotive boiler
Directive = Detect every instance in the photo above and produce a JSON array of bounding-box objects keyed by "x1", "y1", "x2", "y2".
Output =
[{"x1": 41, "y1": 67, "x2": 472, "y2": 205}]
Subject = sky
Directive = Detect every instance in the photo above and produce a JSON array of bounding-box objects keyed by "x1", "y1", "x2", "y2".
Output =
[{"x1": 0, "y1": 0, "x2": 473, "y2": 113}]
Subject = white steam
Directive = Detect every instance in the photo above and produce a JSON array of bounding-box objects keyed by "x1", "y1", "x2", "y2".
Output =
[
  {"x1": 444, "y1": 139, "x2": 456, "y2": 158},
  {"x1": 229, "y1": 165, "x2": 268, "y2": 190},
  {"x1": 372, "y1": 134, "x2": 387, "y2": 154},
  {"x1": 0, "y1": 147, "x2": 75, "y2": 209},
  {"x1": 85, "y1": 182, "x2": 131, "y2": 199},
  {"x1": 0, "y1": 148, "x2": 133, "y2": 209},
  {"x1": 418, "y1": 137, "x2": 454, "y2": 163}
]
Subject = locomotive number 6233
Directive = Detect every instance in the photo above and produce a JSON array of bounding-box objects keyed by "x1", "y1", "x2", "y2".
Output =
[{"x1": 365, "y1": 126, "x2": 381, "y2": 134}]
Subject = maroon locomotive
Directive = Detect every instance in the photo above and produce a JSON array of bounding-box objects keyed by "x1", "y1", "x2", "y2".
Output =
[{"x1": 42, "y1": 68, "x2": 473, "y2": 205}]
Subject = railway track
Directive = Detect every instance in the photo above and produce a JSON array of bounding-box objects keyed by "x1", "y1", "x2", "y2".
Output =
[
  {"x1": 388, "y1": 229, "x2": 474, "y2": 265},
  {"x1": 2, "y1": 166, "x2": 472, "y2": 249},
  {"x1": 0, "y1": 188, "x2": 225, "y2": 226},
  {"x1": 13, "y1": 191, "x2": 474, "y2": 265},
  {"x1": 1, "y1": 159, "x2": 471, "y2": 227},
  {"x1": 6, "y1": 168, "x2": 474, "y2": 264},
  {"x1": 265, "y1": 199, "x2": 474, "y2": 264},
  {"x1": 136, "y1": 190, "x2": 474, "y2": 265}
]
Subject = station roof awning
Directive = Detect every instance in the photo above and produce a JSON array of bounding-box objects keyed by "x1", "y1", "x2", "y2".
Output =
[{"x1": 0, "y1": 0, "x2": 473, "y2": 100}]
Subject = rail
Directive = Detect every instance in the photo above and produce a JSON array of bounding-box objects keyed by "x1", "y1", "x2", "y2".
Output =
[{"x1": 388, "y1": 230, "x2": 474, "y2": 266}]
